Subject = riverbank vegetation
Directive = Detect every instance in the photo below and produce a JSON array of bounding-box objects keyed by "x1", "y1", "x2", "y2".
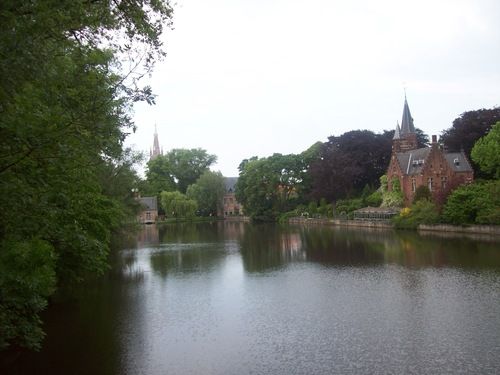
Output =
[
  {"x1": 236, "y1": 117, "x2": 500, "y2": 229},
  {"x1": 0, "y1": 1, "x2": 173, "y2": 350}
]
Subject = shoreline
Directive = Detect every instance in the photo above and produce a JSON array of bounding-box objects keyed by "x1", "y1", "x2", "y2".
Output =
[{"x1": 287, "y1": 217, "x2": 500, "y2": 236}]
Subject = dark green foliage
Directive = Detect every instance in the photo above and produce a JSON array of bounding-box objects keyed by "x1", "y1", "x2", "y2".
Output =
[
  {"x1": 145, "y1": 149, "x2": 217, "y2": 194},
  {"x1": 441, "y1": 108, "x2": 500, "y2": 176},
  {"x1": 309, "y1": 130, "x2": 392, "y2": 201},
  {"x1": 442, "y1": 181, "x2": 500, "y2": 225},
  {"x1": 413, "y1": 186, "x2": 432, "y2": 203},
  {"x1": 335, "y1": 198, "x2": 363, "y2": 217},
  {"x1": 235, "y1": 153, "x2": 308, "y2": 220},
  {"x1": 0, "y1": 0, "x2": 173, "y2": 350},
  {"x1": 393, "y1": 200, "x2": 440, "y2": 229},
  {"x1": 0, "y1": 239, "x2": 56, "y2": 350},
  {"x1": 365, "y1": 191, "x2": 383, "y2": 207}
]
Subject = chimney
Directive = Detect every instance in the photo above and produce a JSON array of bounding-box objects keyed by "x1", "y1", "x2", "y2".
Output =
[{"x1": 432, "y1": 135, "x2": 437, "y2": 144}]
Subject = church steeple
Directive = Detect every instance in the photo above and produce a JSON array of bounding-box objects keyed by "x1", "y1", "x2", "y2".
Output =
[{"x1": 150, "y1": 124, "x2": 162, "y2": 161}]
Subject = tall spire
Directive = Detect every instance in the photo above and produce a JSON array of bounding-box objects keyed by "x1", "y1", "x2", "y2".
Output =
[
  {"x1": 400, "y1": 96, "x2": 415, "y2": 135},
  {"x1": 150, "y1": 124, "x2": 162, "y2": 161}
]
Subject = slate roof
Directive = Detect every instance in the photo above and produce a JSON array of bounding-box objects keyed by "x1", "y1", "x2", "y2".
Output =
[
  {"x1": 395, "y1": 148, "x2": 473, "y2": 176},
  {"x1": 444, "y1": 152, "x2": 473, "y2": 173},
  {"x1": 139, "y1": 196, "x2": 158, "y2": 210},
  {"x1": 396, "y1": 147, "x2": 431, "y2": 175},
  {"x1": 400, "y1": 97, "x2": 415, "y2": 135},
  {"x1": 224, "y1": 177, "x2": 238, "y2": 193}
]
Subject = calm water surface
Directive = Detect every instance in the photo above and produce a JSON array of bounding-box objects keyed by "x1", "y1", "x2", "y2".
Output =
[{"x1": 3, "y1": 222, "x2": 500, "y2": 374}]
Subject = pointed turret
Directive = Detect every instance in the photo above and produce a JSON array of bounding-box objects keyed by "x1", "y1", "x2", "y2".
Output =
[
  {"x1": 400, "y1": 96, "x2": 415, "y2": 135},
  {"x1": 392, "y1": 96, "x2": 418, "y2": 153},
  {"x1": 393, "y1": 122, "x2": 401, "y2": 140}
]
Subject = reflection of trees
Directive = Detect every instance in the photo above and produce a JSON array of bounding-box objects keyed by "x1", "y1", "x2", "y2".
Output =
[
  {"x1": 149, "y1": 245, "x2": 226, "y2": 277},
  {"x1": 383, "y1": 231, "x2": 500, "y2": 269},
  {"x1": 299, "y1": 226, "x2": 387, "y2": 266},
  {"x1": 241, "y1": 224, "x2": 500, "y2": 271},
  {"x1": 158, "y1": 222, "x2": 222, "y2": 243},
  {"x1": 240, "y1": 224, "x2": 306, "y2": 273}
]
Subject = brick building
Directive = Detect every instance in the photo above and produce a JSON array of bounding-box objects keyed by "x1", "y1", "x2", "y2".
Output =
[
  {"x1": 220, "y1": 177, "x2": 243, "y2": 217},
  {"x1": 386, "y1": 97, "x2": 473, "y2": 206}
]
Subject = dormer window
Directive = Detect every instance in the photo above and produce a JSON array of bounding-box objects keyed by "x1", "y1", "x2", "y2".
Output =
[{"x1": 454, "y1": 158, "x2": 460, "y2": 165}]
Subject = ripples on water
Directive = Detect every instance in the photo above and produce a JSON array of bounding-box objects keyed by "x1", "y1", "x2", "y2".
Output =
[{"x1": 2, "y1": 222, "x2": 500, "y2": 375}]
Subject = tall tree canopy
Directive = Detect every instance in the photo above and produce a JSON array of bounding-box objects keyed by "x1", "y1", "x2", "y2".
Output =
[
  {"x1": 236, "y1": 153, "x2": 308, "y2": 220},
  {"x1": 309, "y1": 130, "x2": 393, "y2": 202},
  {"x1": 0, "y1": 0, "x2": 173, "y2": 350},
  {"x1": 145, "y1": 148, "x2": 217, "y2": 194},
  {"x1": 186, "y1": 171, "x2": 226, "y2": 216},
  {"x1": 440, "y1": 108, "x2": 500, "y2": 175}
]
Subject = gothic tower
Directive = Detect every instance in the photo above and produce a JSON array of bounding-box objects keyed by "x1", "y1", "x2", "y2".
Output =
[
  {"x1": 392, "y1": 96, "x2": 418, "y2": 153},
  {"x1": 149, "y1": 125, "x2": 162, "y2": 161}
]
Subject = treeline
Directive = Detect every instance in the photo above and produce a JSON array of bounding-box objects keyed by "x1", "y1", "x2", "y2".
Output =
[
  {"x1": 141, "y1": 148, "x2": 226, "y2": 218},
  {"x1": 236, "y1": 108, "x2": 500, "y2": 226},
  {"x1": 0, "y1": 1, "x2": 173, "y2": 350}
]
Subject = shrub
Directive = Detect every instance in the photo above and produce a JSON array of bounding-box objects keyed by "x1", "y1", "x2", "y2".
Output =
[
  {"x1": 442, "y1": 180, "x2": 500, "y2": 225},
  {"x1": 393, "y1": 200, "x2": 440, "y2": 229}
]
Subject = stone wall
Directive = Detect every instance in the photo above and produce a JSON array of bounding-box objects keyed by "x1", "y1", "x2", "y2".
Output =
[{"x1": 418, "y1": 224, "x2": 500, "y2": 236}]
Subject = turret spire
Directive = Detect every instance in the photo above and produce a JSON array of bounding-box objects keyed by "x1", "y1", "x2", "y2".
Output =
[
  {"x1": 400, "y1": 96, "x2": 415, "y2": 135},
  {"x1": 393, "y1": 121, "x2": 401, "y2": 140}
]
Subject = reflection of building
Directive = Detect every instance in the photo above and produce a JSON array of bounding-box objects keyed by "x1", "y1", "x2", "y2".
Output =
[
  {"x1": 386, "y1": 97, "x2": 474, "y2": 206},
  {"x1": 221, "y1": 177, "x2": 243, "y2": 217},
  {"x1": 138, "y1": 196, "x2": 158, "y2": 224},
  {"x1": 136, "y1": 224, "x2": 160, "y2": 247}
]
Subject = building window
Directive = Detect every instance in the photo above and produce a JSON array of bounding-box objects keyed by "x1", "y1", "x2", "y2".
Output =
[
  {"x1": 428, "y1": 177, "x2": 433, "y2": 192},
  {"x1": 441, "y1": 176, "x2": 447, "y2": 189},
  {"x1": 411, "y1": 178, "x2": 416, "y2": 192}
]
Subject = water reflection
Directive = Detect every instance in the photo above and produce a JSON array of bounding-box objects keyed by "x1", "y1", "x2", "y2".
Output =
[{"x1": 2, "y1": 222, "x2": 500, "y2": 375}]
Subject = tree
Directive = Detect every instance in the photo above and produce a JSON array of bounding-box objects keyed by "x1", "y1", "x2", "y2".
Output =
[
  {"x1": 471, "y1": 121, "x2": 500, "y2": 180},
  {"x1": 309, "y1": 130, "x2": 393, "y2": 202},
  {"x1": 144, "y1": 155, "x2": 177, "y2": 194},
  {"x1": 0, "y1": 0, "x2": 173, "y2": 350},
  {"x1": 442, "y1": 181, "x2": 500, "y2": 225},
  {"x1": 160, "y1": 191, "x2": 197, "y2": 219},
  {"x1": 441, "y1": 108, "x2": 500, "y2": 175},
  {"x1": 145, "y1": 148, "x2": 217, "y2": 194},
  {"x1": 236, "y1": 153, "x2": 307, "y2": 220},
  {"x1": 186, "y1": 171, "x2": 225, "y2": 216}
]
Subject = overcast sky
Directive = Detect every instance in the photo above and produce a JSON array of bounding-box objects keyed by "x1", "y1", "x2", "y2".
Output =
[{"x1": 126, "y1": 0, "x2": 500, "y2": 177}]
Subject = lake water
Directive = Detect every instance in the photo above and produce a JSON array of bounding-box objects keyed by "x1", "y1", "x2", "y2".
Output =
[{"x1": 2, "y1": 222, "x2": 500, "y2": 374}]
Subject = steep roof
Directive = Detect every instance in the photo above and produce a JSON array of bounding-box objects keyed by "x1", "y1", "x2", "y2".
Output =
[
  {"x1": 444, "y1": 152, "x2": 473, "y2": 173},
  {"x1": 139, "y1": 196, "x2": 158, "y2": 211},
  {"x1": 224, "y1": 177, "x2": 238, "y2": 193},
  {"x1": 396, "y1": 147, "x2": 430, "y2": 175},
  {"x1": 394, "y1": 148, "x2": 473, "y2": 176},
  {"x1": 400, "y1": 97, "x2": 415, "y2": 135}
]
